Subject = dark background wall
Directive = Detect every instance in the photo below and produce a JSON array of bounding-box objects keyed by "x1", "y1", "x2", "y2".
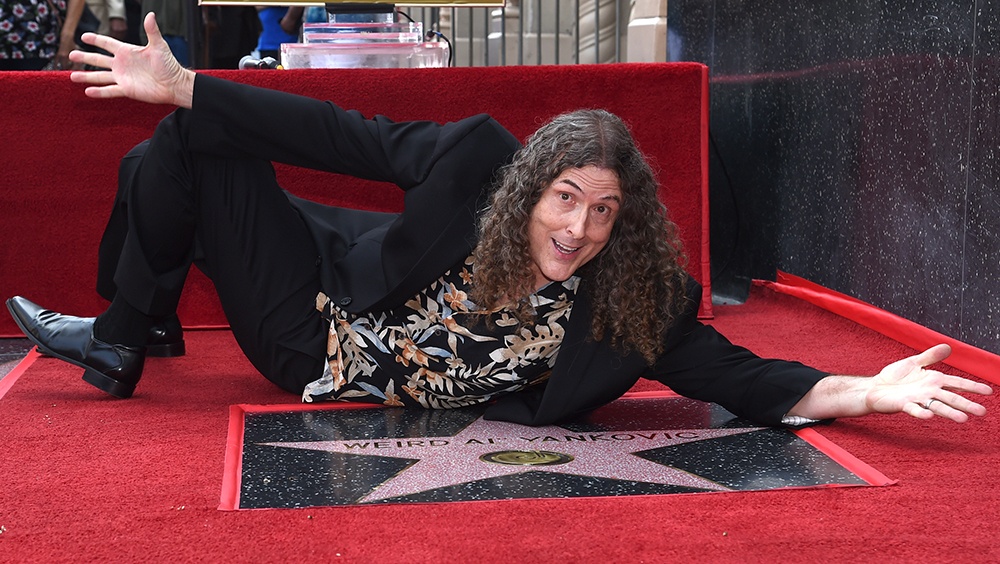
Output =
[{"x1": 667, "y1": 0, "x2": 999, "y2": 355}]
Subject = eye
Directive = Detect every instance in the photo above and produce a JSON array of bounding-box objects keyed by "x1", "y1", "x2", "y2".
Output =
[
  {"x1": 591, "y1": 203, "x2": 618, "y2": 224},
  {"x1": 559, "y1": 192, "x2": 572, "y2": 202}
]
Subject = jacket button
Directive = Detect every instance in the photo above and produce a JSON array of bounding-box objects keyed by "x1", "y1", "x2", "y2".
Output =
[{"x1": 339, "y1": 297, "x2": 353, "y2": 307}]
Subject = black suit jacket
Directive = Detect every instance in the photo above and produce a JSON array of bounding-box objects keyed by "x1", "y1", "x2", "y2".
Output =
[{"x1": 188, "y1": 75, "x2": 828, "y2": 426}]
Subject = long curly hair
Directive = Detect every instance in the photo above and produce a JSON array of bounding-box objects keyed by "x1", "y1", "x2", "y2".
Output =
[{"x1": 471, "y1": 109, "x2": 689, "y2": 364}]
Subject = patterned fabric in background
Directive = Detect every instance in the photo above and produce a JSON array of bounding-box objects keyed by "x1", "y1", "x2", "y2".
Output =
[
  {"x1": 0, "y1": 1, "x2": 67, "y2": 60},
  {"x1": 304, "y1": 255, "x2": 580, "y2": 409}
]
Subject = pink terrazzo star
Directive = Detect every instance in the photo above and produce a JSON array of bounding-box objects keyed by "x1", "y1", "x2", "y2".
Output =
[{"x1": 261, "y1": 416, "x2": 764, "y2": 503}]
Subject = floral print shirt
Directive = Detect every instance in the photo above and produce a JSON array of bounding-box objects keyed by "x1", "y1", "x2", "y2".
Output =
[
  {"x1": 303, "y1": 255, "x2": 579, "y2": 409},
  {"x1": 1, "y1": 1, "x2": 67, "y2": 61}
]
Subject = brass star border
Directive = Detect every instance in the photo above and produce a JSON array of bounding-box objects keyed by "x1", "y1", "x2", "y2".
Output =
[{"x1": 220, "y1": 392, "x2": 894, "y2": 510}]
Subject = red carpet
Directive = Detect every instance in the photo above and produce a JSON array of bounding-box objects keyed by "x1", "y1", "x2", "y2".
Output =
[{"x1": 1, "y1": 285, "x2": 997, "y2": 563}]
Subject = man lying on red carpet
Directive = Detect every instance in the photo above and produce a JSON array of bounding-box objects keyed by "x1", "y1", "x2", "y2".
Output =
[{"x1": 6, "y1": 13, "x2": 992, "y2": 428}]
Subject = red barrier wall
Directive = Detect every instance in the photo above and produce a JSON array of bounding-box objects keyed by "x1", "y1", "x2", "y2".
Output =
[{"x1": 0, "y1": 63, "x2": 710, "y2": 334}]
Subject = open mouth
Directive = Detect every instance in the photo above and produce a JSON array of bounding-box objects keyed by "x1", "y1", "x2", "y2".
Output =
[{"x1": 552, "y1": 239, "x2": 580, "y2": 255}]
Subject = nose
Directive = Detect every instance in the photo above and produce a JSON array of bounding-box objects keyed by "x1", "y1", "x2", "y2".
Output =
[{"x1": 565, "y1": 208, "x2": 588, "y2": 240}]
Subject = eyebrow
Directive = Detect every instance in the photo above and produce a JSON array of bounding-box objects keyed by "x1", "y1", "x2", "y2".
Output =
[{"x1": 558, "y1": 178, "x2": 622, "y2": 203}]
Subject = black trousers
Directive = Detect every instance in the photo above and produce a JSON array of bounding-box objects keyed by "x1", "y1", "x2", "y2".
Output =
[{"x1": 96, "y1": 109, "x2": 327, "y2": 394}]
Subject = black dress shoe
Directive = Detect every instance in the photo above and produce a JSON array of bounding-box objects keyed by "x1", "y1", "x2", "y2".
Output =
[
  {"x1": 6, "y1": 296, "x2": 145, "y2": 399},
  {"x1": 148, "y1": 315, "x2": 185, "y2": 358}
]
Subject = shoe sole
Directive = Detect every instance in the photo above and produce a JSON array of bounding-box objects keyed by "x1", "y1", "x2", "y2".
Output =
[
  {"x1": 147, "y1": 341, "x2": 186, "y2": 358},
  {"x1": 5, "y1": 298, "x2": 136, "y2": 399},
  {"x1": 81, "y1": 369, "x2": 135, "y2": 398}
]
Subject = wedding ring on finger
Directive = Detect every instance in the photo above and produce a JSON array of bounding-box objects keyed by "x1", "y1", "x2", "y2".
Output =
[{"x1": 920, "y1": 399, "x2": 939, "y2": 410}]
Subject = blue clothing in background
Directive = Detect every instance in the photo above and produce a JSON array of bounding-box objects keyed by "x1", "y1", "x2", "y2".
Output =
[{"x1": 256, "y1": 6, "x2": 298, "y2": 59}]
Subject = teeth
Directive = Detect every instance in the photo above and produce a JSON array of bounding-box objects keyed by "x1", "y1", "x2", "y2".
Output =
[{"x1": 553, "y1": 240, "x2": 579, "y2": 254}]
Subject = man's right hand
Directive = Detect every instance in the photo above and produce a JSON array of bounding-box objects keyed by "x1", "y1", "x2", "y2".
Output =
[{"x1": 68, "y1": 12, "x2": 195, "y2": 109}]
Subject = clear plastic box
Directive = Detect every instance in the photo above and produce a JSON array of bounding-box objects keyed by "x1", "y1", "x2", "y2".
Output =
[
  {"x1": 302, "y1": 22, "x2": 424, "y2": 44},
  {"x1": 280, "y1": 42, "x2": 450, "y2": 69}
]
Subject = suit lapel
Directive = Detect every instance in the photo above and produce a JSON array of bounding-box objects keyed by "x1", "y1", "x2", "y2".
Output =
[
  {"x1": 359, "y1": 190, "x2": 480, "y2": 313},
  {"x1": 529, "y1": 281, "x2": 647, "y2": 424}
]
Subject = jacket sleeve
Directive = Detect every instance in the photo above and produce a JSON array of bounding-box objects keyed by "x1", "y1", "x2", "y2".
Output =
[
  {"x1": 644, "y1": 278, "x2": 830, "y2": 426},
  {"x1": 186, "y1": 73, "x2": 503, "y2": 190}
]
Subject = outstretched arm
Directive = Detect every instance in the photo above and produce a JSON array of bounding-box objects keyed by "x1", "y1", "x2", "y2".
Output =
[
  {"x1": 787, "y1": 344, "x2": 993, "y2": 423},
  {"x1": 67, "y1": 12, "x2": 194, "y2": 108}
]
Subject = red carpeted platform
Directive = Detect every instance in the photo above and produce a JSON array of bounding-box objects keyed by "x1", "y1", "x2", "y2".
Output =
[
  {"x1": 1, "y1": 285, "x2": 996, "y2": 563},
  {"x1": 2, "y1": 62, "x2": 997, "y2": 562},
  {"x1": 0, "y1": 63, "x2": 712, "y2": 338}
]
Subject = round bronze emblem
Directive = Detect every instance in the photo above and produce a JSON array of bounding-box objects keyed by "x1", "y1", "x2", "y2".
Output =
[{"x1": 479, "y1": 450, "x2": 574, "y2": 466}]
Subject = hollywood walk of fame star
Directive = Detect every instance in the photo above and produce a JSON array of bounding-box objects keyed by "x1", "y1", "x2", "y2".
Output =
[{"x1": 259, "y1": 416, "x2": 765, "y2": 503}]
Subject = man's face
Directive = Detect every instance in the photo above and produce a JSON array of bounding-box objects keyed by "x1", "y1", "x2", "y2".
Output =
[{"x1": 527, "y1": 166, "x2": 622, "y2": 290}]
